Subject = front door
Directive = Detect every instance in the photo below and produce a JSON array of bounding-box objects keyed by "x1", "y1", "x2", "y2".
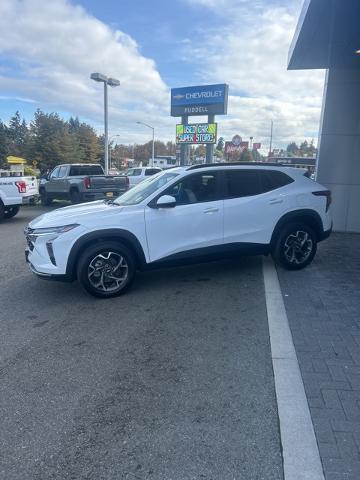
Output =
[{"x1": 145, "y1": 171, "x2": 224, "y2": 262}]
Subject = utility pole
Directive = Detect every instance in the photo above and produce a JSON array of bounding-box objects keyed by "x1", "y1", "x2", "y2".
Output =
[{"x1": 269, "y1": 120, "x2": 274, "y2": 158}]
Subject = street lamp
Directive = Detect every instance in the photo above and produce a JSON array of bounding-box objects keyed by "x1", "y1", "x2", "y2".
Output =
[
  {"x1": 109, "y1": 134, "x2": 121, "y2": 170},
  {"x1": 136, "y1": 121, "x2": 155, "y2": 166},
  {"x1": 90, "y1": 72, "x2": 120, "y2": 175}
]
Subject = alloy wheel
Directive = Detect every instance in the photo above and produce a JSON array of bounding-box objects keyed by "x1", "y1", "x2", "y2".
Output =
[
  {"x1": 284, "y1": 230, "x2": 313, "y2": 265},
  {"x1": 88, "y1": 251, "x2": 128, "y2": 292}
]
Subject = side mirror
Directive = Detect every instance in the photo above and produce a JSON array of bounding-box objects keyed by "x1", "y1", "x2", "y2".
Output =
[{"x1": 156, "y1": 195, "x2": 176, "y2": 208}]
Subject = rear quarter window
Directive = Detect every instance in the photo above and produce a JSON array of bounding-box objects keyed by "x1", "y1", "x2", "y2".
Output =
[{"x1": 259, "y1": 170, "x2": 294, "y2": 193}]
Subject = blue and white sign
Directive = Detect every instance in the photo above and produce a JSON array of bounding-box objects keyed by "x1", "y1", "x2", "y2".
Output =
[{"x1": 171, "y1": 84, "x2": 229, "y2": 117}]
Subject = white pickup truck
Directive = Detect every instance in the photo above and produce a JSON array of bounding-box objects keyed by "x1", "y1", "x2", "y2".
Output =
[{"x1": 0, "y1": 173, "x2": 39, "y2": 220}]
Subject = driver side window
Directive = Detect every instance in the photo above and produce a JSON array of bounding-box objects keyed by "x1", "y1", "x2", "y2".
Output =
[
  {"x1": 50, "y1": 167, "x2": 60, "y2": 179},
  {"x1": 164, "y1": 172, "x2": 219, "y2": 205}
]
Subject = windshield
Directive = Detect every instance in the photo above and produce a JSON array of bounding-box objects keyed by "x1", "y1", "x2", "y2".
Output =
[{"x1": 114, "y1": 171, "x2": 179, "y2": 206}]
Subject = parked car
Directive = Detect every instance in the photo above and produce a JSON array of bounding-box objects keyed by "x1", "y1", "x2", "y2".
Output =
[
  {"x1": 39, "y1": 164, "x2": 129, "y2": 205},
  {"x1": 0, "y1": 173, "x2": 38, "y2": 220},
  {"x1": 126, "y1": 167, "x2": 162, "y2": 187},
  {"x1": 25, "y1": 163, "x2": 332, "y2": 298}
]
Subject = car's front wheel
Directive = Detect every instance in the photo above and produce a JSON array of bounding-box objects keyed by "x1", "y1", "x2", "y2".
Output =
[
  {"x1": 272, "y1": 223, "x2": 317, "y2": 270},
  {"x1": 77, "y1": 241, "x2": 136, "y2": 298}
]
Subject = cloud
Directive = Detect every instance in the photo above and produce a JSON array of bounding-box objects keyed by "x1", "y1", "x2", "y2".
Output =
[
  {"x1": 0, "y1": 0, "x2": 325, "y2": 149},
  {"x1": 0, "y1": 0, "x2": 172, "y2": 143},
  {"x1": 181, "y1": 0, "x2": 325, "y2": 150}
]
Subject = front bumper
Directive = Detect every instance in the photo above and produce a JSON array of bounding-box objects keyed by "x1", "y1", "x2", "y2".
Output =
[{"x1": 25, "y1": 248, "x2": 72, "y2": 282}]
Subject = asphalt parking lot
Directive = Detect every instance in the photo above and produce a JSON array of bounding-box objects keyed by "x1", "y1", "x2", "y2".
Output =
[{"x1": 0, "y1": 205, "x2": 283, "y2": 480}]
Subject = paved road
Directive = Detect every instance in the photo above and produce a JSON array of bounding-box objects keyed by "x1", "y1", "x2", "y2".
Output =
[{"x1": 0, "y1": 205, "x2": 283, "y2": 480}]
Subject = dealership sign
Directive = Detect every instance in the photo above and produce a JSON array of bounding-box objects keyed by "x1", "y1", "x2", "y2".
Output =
[
  {"x1": 176, "y1": 123, "x2": 217, "y2": 144},
  {"x1": 171, "y1": 84, "x2": 229, "y2": 117},
  {"x1": 225, "y1": 135, "x2": 249, "y2": 154}
]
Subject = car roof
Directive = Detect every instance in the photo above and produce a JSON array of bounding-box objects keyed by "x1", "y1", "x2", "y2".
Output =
[{"x1": 186, "y1": 162, "x2": 297, "y2": 170}]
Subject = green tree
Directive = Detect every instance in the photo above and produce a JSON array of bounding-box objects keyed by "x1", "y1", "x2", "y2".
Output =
[
  {"x1": 0, "y1": 121, "x2": 9, "y2": 167},
  {"x1": 286, "y1": 142, "x2": 299, "y2": 156},
  {"x1": 75, "y1": 123, "x2": 101, "y2": 163},
  {"x1": 240, "y1": 149, "x2": 254, "y2": 162},
  {"x1": 7, "y1": 111, "x2": 29, "y2": 158}
]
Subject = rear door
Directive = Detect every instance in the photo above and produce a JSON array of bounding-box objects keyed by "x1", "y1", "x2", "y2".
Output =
[
  {"x1": 145, "y1": 171, "x2": 224, "y2": 262},
  {"x1": 223, "y1": 169, "x2": 293, "y2": 245}
]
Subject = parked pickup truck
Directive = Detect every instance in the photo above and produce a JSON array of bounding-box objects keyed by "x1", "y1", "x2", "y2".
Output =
[
  {"x1": 0, "y1": 173, "x2": 39, "y2": 220},
  {"x1": 39, "y1": 164, "x2": 129, "y2": 205}
]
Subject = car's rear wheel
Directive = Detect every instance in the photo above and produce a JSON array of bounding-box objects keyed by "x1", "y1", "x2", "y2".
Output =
[
  {"x1": 77, "y1": 241, "x2": 136, "y2": 298},
  {"x1": 0, "y1": 201, "x2": 5, "y2": 221},
  {"x1": 4, "y1": 206, "x2": 20, "y2": 219},
  {"x1": 40, "y1": 189, "x2": 52, "y2": 206},
  {"x1": 272, "y1": 223, "x2": 317, "y2": 270},
  {"x1": 70, "y1": 189, "x2": 82, "y2": 204}
]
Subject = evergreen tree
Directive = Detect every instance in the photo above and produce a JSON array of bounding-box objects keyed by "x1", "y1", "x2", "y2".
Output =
[{"x1": 0, "y1": 121, "x2": 9, "y2": 167}]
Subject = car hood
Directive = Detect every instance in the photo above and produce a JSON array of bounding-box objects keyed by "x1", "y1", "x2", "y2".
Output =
[{"x1": 29, "y1": 201, "x2": 124, "y2": 228}]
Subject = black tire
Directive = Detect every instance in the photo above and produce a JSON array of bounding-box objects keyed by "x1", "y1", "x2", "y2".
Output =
[
  {"x1": 70, "y1": 189, "x2": 82, "y2": 204},
  {"x1": 272, "y1": 222, "x2": 317, "y2": 270},
  {"x1": 40, "y1": 189, "x2": 52, "y2": 206},
  {"x1": 0, "y1": 201, "x2": 5, "y2": 221},
  {"x1": 4, "y1": 206, "x2": 20, "y2": 219},
  {"x1": 77, "y1": 241, "x2": 136, "y2": 298}
]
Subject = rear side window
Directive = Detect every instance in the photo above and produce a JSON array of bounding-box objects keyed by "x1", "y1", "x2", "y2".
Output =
[
  {"x1": 259, "y1": 170, "x2": 294, "y2": 193},
  {"x1": 225, "y1": 170, "x2": 262, "y2": 198},
  {"x1": 69, "y1": 165, "x2": 103, "y2": 176},
  {"x1": 145, "y1": 168, "x2": 161, "y2": 176}
]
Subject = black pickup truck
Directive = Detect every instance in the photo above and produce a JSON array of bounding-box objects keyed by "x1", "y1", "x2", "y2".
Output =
[{"x1": 39, "y1": 164, "x2": 129, "y2": 205}]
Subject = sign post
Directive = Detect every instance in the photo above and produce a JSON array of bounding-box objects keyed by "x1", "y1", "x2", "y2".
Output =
[
  {"x1": 171, "y1": 84, "x2": 228, "y2": 165},
  {"x1": 206, "y1": 114, "x2": 215, "y2": 163},
  {"x1": 180, "y1": 115, "x2": 189, "y2": 166}
]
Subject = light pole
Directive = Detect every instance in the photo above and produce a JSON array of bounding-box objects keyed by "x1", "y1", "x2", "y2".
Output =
[
  {"x1": 109, "y1": 134, "x2": 121, "y2": 170},
  {"x1": 136, "y1": 121, "x2": 155, "y2": 166},
  {"x1": 269, "y1": 120, "x2": 274, "y2": 159},
  {"x1": 90, "y1": 73, "x2": 120, "y2": 175}
]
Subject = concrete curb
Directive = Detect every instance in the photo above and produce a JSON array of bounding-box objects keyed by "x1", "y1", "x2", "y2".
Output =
[{"x1": 263, "y1": 257, "x2": 324, "y2": 480}]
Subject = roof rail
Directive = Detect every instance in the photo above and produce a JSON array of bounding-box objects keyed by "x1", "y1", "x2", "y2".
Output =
[{"x1": 186, "y1": 162, "x2": 287, "y2": 170}]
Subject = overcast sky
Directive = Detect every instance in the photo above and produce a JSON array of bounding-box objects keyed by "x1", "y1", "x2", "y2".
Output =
[{"x1": 0, "y1": 0, "x2": 325, "y2": 153}]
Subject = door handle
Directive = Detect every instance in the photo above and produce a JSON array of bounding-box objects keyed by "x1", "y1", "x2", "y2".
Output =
[
  {"x1": 269, "y1": 199, "x2": 283, "y2": 205},
  {"x1": 204, "y1": 207, "x2": 219, "y2": 213}
]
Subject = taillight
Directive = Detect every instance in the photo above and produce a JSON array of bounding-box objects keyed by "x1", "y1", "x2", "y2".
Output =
[
  {"x1": 15, "y1": 180, "x2": 26, "y2": 193},
  {"x1": 312, "y1": 190, "x2": 332, "y2": 212},
  {"x1": 84, "y1": 177, "x2": 91, "y2": 189}
]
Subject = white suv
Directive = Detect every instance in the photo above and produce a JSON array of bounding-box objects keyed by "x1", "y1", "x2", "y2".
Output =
[{"x1": 24, "y1": 164, "x2": 332, "y2": 298}]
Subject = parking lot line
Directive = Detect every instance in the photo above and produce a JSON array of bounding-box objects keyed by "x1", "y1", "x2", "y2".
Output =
[{"x1": 263, "y1": 256, "x2": 325, "y2": 480}]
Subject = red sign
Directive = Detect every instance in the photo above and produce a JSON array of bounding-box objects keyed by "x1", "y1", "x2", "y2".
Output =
[
  {"x1": 253, "y1": 143, "x2": 261, "y2": 150},
  {"x1": 240, "y1": 141, "x2": 249, "y2": 148}
]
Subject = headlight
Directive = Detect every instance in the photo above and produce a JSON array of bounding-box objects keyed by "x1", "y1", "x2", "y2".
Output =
[{"x1": 25, "y1": 224, "x2": 79, "y2": 242}]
